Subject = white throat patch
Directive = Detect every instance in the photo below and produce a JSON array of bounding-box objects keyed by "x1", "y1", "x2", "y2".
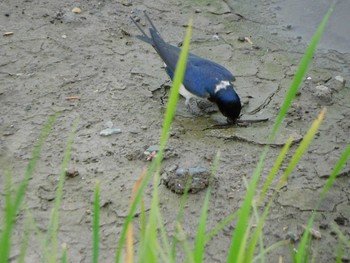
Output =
[
  {"x1": 179, "y1": 84, "x2": 198, "y2": 105},
  {"x1": 214, "y1": 80, "x2": 231, "y2": 93}
]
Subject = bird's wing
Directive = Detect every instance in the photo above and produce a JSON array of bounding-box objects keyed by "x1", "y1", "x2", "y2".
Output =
[
  {"x1": 150, "y1": 29, "x2": 236, "y2": 98},
  {"x1": 150, "y1": 29, "x2": 181, "y2": 72},
  {"x1": 182, "y1": 57, "x2": 236, "y2": 98}
]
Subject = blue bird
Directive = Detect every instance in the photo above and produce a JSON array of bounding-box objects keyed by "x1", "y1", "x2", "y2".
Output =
[{"x1": 131, "y1": 12, "x2": 241, "y2": 123}]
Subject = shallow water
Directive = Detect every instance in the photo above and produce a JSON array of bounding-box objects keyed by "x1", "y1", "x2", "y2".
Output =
[{"x1": 274, "y1": 0, "x2": 350, "y2": 52}]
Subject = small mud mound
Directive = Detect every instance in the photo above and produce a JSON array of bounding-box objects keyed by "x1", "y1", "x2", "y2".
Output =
[{"x1": 162, "y1": 166, "x2": 213, "y2": 194}]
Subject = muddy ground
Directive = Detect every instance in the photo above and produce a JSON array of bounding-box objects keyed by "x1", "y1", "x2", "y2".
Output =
[{"x1": 1, "y1": 0, "x2": 350, "y2": 262}]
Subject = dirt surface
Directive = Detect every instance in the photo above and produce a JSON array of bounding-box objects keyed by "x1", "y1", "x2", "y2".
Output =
[{"x1": 1, "y1": 0, "x2": 350, "y2": 262}]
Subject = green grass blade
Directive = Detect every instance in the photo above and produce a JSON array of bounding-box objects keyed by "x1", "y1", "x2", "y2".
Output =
[
  {"x1": 115, "y1": 160, "x2": 155, "y2": 263},
  {"x1": 227, "y1": 148, "x2": 266, "y2": 262},
  {"x1": 193, "y1": 152, "x2": 220, "y2": 263},
  {"x1": 158, "y1": 19, "x2": 192, "y2": 152},
  {"x1": 171, "y1": 177, "x2": 192, "y2": 261},
  {"x1": 13, "y1": 114, "x2": 58, "y2": 213},
  {"x1": 0, "y1": 169, "x2": 13, "y2": 263},
  {"x1": 17, "y1": 217, "x2": 32, "y2": 263},
  {"x1": 270, "y1": 3, "x2": 334, "y2": 140},
  {"x1": 245, "y1": 202, "x2": 270, "y2": 263},
  {"x1": 115, "y1": 19, "x2": 192, "y2": 263},
  {"x1": 205, "y1": 211, "x2": 238, "y2": 244},
  {"x1": 252, "y1": 240, "x2": 290, "y2": 262},
  {"x1": 336, "y1": 243, "x2": 343, "y2": 263},
  {"x1": 61, "y1": 244, "x2": 68, "y2": 263},
  {"x1": 258, "y1": 136, "x2": 294, "y2": 203},
  {"x1": 0, "y1": 114, "x2": 57, "y2": 263},
  {"x1": 244, "y1": 137, "x2": 294, "y2": 262},
  {"x1": 93, "y1": 181, "x2": 100, "y2": 263},
  {"x1": 296, "y1": 144, "x2": 350, "y2": 263},
  {"x1": 227, "y1": 0, "x2": 333, "y2": 255},
  {"x1": 319, "y1": 144, "x2": 350, "y2": 199},
  {"x1": 331, "y1": 224, "x2": 350, "y2": 249},
  {"x1": 140, "y1": 197, "x2": 146, "y2": 239},
  {"x1": 24, "y1": 208, "x2": 51, "y2": 261},
  {"x1": 141, "y1": 18, "x2": 193, "y2": 262},
  {"x1": 156, "y1": 209, "x2": 172, "y2": 263},
  {"x1": 277, "y1": 109, "x2": 326, "y2": 191},
  {"x1": 176, "y1": 223, "x2": 195, "y2": 263},
  {"x1": 245, "y1": 197, "x2": 266, "y2": 263},
  {"x1": 248, "y1": 108, "x2": 326, "y2": 263},
  {"x1": 192, "y1": 186, "x2": 210, "y2": 261},
  {"x1": 47, "y1": 119, "x2": 78, "y2": 262}
]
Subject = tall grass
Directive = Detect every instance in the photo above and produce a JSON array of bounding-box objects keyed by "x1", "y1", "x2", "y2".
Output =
[
  {"x1": 0, "y1": 114, "x2": 57, "y2": 263},
  {"x1": 1, "y1": 2, "x2": 349, "y2": 263},
  {"x1": 227, "y1": 4, "x2": 335, "y2": 263}
]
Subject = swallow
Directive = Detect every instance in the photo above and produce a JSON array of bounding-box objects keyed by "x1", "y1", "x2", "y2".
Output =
[{"x1": 131, "y1": 12, "x2": 241, "y2": 123}]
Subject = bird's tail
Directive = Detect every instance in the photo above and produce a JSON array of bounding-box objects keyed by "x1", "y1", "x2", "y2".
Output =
[{"x1": 130, "y1": 11, "x2": 165, "y2": 45}]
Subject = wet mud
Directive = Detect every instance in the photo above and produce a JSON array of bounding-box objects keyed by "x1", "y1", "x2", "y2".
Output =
[{"x1": 1, "y1": 0, "x2": 349, "y2": 262}]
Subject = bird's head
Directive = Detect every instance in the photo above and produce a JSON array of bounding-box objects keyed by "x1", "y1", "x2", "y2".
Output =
[{"x1": 210, "y1": 81, "x2": 241, "y2": 123}]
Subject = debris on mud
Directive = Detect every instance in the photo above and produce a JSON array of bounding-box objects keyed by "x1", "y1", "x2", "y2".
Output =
[
  {"x1": 144, "y1": 145, "x2": 159, "y2": 161},
  {"x1": 65, "y1": 169, "x2": 79, "y2": 178},
  {"x1": 162, "y1": 165, "x2": 213, "y2": 194},
  {"x1": 285, "y1": 231, "x2": 300, "y2": 243},
  {"x1": 300, "y1": 224, "x2": 322, "y2": 239},
  {"x1": 99, "y1": 121, "x2": 121, "y2": 136},
  {"x1": 3, "y1": 31, "x2": 14, "y2": 36},
  {"x1": 100, "y1": 128, "x2": 121, "y2": 136},
  {"x1": 71, "y1": 7, "x2": 81, "y2": 14}
]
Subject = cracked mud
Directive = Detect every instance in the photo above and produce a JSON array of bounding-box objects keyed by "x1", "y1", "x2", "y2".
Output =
[{"x1": 1, "y1": 0, "x2": 350, "y2": 262}]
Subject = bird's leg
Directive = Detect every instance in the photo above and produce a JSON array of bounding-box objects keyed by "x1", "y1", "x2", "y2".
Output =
[{"x1": 185, "y1": 97, "x2": 203, "y2": 117}]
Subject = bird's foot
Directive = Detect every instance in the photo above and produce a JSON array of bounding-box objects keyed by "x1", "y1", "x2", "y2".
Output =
[
  {"x1": 204, "y1": 117, "x2": 269, "y2": 130},
  {"x1": 235, "y1": 118, "x2": 269, "y2": 126}
]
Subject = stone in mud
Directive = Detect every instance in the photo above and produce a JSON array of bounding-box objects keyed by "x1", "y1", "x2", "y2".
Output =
[
  {"x1": 285, "y1": 231, "x2": 299, "y2": 242},
  {"x1": 327, "y1": 75, "x2": 346, "y2": 92},
  {"x1": 162, "y1": 165, "x2": 212, "y2": 194},
  {"x1": 99, "y1": 128, "x2": 121, "y2": 136},
  {"x1": 312, "y1": 85, "x2": 333, "y2": 105}
]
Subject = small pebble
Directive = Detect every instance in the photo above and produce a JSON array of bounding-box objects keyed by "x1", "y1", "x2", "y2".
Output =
[
  {"x1": 313, "y1": 85, "x2": 332, "y2": 103},
  {"x1": 3, "y1": 32, "x2": 14, "y2": 36},
  {"x1": 65, "y1": 169, "x2": 79, "y2": 178},
  {"x1": 99, "y1": 128, "x2": 121, "y2": 136},
  {"x1": 122, "y1": 0, "x2": 132, "y2": 6},
  {"x1": 144, "y1": 145, "x2": 160, "y2": 154},
  {"x1": 285, "y1": 232, "x2": 299, "y2": 242},
  {"x1": 72, "y1": 7, "x2": 81, "y2": 14},
  {"x1": 335, "y1": 75, "x2": 345, "y2": 84}
]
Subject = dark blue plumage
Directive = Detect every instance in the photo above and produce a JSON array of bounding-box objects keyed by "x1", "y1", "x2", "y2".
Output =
[{"x1": 131, "y1": 12, "x2": 242, "y2": 122}]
